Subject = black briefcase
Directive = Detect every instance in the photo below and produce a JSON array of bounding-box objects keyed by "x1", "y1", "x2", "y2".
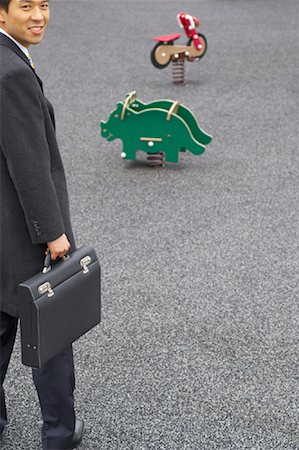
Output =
[{"x1": 19, "y1": 245, "x2": 101, "y2": 368}]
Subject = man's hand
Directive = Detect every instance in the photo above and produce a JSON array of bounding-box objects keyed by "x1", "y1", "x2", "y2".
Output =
[{"x1": 47, "y1": 234, "x2": 70, "y2": 260}]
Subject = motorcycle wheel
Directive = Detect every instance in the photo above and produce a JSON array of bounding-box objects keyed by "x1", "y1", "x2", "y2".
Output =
[
  {"x1": 150, "y1": 42, "x2": 173, "y2": 69},
  {"x1": 188, "y1": 33, "x2": 207, "y2": 59}
]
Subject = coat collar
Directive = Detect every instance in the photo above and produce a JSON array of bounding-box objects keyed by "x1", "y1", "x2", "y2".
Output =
[{"x1": 0, "y1": 33, "x2": 43, "y2": 92}]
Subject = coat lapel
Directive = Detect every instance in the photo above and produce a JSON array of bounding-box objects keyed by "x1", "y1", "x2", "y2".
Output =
[{"x1": 0, "y1": 33, "x2": 44, "y2": 92}]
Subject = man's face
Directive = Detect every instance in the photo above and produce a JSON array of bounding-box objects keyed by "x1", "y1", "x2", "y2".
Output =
[{"x1": 0, "y1": 0, "x2": 50, "y2": 48}]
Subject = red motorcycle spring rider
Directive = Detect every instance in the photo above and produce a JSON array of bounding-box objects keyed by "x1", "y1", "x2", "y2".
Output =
[{"x1": 151, "y1": 12, "x2": 207, "y2": 83}]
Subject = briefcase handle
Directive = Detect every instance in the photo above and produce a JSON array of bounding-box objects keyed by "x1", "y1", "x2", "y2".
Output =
[{"x1": 42, "y1": 252, "x2": 70, "y2": 274}]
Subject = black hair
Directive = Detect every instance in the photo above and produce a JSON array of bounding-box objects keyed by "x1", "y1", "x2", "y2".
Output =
[{"x1": 0, "y1": 0, "x2": 10, "y2": 12}]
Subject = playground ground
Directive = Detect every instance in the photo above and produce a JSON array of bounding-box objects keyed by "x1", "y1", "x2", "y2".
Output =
[{"x1": 1, "y1": 0, "x2": 298, "y2": 449}]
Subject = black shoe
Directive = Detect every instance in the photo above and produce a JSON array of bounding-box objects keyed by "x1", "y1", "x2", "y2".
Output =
[{"x1": 65, "y1": 419, "x2": 84, "y2": 449}]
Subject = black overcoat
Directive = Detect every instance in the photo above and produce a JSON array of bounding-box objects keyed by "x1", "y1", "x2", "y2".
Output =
[{"x1": 0, "y1": 34, "x2": 75, "y2": 317}]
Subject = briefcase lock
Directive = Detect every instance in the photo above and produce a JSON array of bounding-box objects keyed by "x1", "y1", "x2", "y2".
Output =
[
  {"x1": 38, "y1": 281, "x2": 54, "y2": 297},
  {"x1": 80, "y1": 255, "x2": 91, "y2": 274}
]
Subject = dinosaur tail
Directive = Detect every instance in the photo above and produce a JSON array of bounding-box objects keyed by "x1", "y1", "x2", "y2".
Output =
[{"x1": 176, "y1": 104, "x2": 213, "y2": 145}]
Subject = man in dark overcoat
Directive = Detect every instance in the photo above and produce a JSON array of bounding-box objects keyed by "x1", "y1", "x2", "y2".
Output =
[{"x1": 0, "y1": 0, "x2": 84, "y2": 448}]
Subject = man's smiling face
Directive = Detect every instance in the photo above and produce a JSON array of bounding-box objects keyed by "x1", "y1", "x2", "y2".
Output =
[{"x1": 0, "y1": 0, "x2": 50, "y2": 48}]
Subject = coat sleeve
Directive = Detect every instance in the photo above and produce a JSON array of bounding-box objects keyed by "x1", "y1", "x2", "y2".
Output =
[{"x1": 0, "y1": 67, "x2": 65, "y2": 244}]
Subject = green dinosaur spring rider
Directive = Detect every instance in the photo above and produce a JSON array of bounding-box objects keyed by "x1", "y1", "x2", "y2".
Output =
[{"x1": 100, "y1": 91, "x2": 212, "y2": 166}]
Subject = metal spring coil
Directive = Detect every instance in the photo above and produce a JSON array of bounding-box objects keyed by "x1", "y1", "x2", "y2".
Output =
[
  {"x1": 147, "y1": 152, "x2": 165, "y2": 167},
  {"x1": 172, "y1": 55, "x2": 185, "y2": 85}
]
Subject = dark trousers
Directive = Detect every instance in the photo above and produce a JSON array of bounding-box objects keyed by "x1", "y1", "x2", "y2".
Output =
[{"x1": 0, "y1": 311, "x2": 76, "y2": 449}]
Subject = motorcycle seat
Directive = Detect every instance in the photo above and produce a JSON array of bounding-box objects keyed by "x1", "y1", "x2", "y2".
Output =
[{"x1": 153, "y1": 34, "x2": 181, "y2": 43}]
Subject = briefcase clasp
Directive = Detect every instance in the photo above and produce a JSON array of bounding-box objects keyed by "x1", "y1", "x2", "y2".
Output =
[
  {"x1": 38, "y1": 281, "x2": 54, "y2": 297},
  {"x1": 80, "y1": 255, "x2": 91, "y2": 274}
]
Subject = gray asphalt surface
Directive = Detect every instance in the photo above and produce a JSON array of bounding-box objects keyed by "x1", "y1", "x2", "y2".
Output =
[{"x1": 1, "y1": 0, "x2": 298, "y2": 449}]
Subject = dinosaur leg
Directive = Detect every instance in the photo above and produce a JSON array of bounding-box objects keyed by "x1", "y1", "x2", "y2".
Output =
[
  {"x1": 164, "y1": 148, "x2": 179, "y2": 163},
  {"x1": 121, "y1": 142, "x2": 137, "y2": 160}
]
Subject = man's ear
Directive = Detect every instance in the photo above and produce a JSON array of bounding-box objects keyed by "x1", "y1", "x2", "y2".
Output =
[{"x1": 0, "y1": 7, "x2": 6, "y2": 23}]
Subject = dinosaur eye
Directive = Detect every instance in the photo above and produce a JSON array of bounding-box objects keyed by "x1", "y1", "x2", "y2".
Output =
[
  {"x1": 103, "y1": 129, "x2": 107, "y2": 132},
  {"x1": 114, "y1": 114, "x2": 119, "y2": 118}
]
